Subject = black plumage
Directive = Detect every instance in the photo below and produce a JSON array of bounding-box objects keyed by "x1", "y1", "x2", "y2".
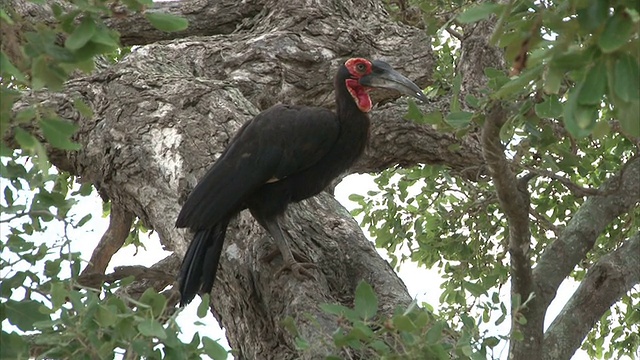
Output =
[{"x1": 176, "y1": 58, "x2": 426, "y2": 305}]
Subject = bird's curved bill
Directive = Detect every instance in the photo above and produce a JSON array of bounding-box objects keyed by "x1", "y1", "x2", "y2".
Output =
[{"x1": 360, "y1": 61, "x2": 427, "y2": 103}]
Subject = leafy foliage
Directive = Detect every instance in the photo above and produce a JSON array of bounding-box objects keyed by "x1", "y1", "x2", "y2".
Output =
[
  {"x1": 0, "y1": 1, "x2": 231, "y2": 358},
  {"x1": 300, "y1": 281, "x2": 482, "y2": 359},
  {"x1": 351, "y1": 0, "x2": 640, "y2": 358}
]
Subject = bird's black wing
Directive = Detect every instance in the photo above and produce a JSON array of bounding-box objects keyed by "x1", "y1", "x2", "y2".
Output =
[{"x1": 176, "y1": 104, "x2": 339, "y2": 230}]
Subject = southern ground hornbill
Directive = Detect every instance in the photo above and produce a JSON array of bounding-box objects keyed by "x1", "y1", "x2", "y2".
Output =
[{"x1": 176, "y1": 58, "x2": 427, "y2": 305}]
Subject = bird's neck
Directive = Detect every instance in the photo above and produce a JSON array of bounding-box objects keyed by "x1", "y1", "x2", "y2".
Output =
[
  {"x1": 334, "y1": 77, "x2": 371, "y2": 124},
  {"x1": 334, "y1": 77, "x2": 371, "y2": 160}
]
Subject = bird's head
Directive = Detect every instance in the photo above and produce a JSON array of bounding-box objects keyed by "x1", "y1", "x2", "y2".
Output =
[{"x1": 342, "y1": 58, "x2": 427, "y2": 113}]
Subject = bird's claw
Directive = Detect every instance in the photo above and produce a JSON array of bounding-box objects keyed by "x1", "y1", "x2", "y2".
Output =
[
  {"x1": 263, "y1": 248, "x2": 312, "y2": 264},
  {"x1": 275, "y1": 261, "x2": 318, "y2": 281},
  {"x1": 262, "y1": 245, "x2": 317, "y2": 281}
]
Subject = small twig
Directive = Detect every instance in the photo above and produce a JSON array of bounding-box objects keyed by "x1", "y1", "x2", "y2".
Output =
[
  {"x1": 529, "y1": 207, "x2": 560, "y2": 237},
  {"x1": 525, "y1": 167, "x2": 613, "y2": 197},
  {"x1": 0, "y1": 209, "x2": 60, "y2": 223},
  {"x1": 445, "y1": 27, "x2": 463, "y2": 41}
]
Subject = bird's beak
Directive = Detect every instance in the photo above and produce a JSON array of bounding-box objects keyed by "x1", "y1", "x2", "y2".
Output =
[{"x1": 359, "y1": 61, "x2": 427, "y2": 103}]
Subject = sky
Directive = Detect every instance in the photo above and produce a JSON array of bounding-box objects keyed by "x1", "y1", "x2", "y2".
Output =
[{"x1": 1, "y1": 172, "x2": 602, "y2": 359}]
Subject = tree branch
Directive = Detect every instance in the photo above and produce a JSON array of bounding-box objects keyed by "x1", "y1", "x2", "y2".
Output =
[
  {"x1": 525, "y1": 167, "x2": 604, "y2": 197},
  {"x1": 77, "y1": 264, "x2": 174, "y2": 289},
  {"x1": 81, "y1": 203, "x2": 134, "y2": 275},
  {"x1": 353, "y1": 100, "x2": 486, "y2": 180},
  {"x1": 481, "y1": 102, "x2": 539, "y2": 358},
  {"x1": 543, "y1": 233, "x2": 640, "y2": 360},
  {"x1": 534, "y1": 156, "x2": 640, "y2": 308}
]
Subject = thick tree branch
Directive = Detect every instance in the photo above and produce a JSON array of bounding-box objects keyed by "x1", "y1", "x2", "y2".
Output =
[
  {"x1": 81, "y1": 202, "x2": 134, "y2": 275},
  {"x1": 4, "y1": 0, "x2": 264, "y2": 52},
  {"x1": 534, "y1": 156, "x2": 640, "y2": 308},
  {"x1": 543, "y1": 233, "x2": 640, "y2": 360},
  {"x1": 110, "y1": 0, "x2": 264, "y2": 46},
  {"x1": 481, "y1": 102, "x2": 539, "y2": 358},
  {"x1": 354, "y1": 100, "x2": 486, "y2": 180}
]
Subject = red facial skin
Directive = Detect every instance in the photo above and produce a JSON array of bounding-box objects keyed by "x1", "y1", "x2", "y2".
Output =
[{"x1": 344, "y1": 58, "x2": 373, "y2": 113}]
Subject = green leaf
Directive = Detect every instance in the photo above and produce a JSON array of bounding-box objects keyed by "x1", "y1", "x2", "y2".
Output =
[
  {"x1": 294, "y1": 336, "x2": 309, "y2": 350},
  {"x1": 320, "y1": 303, "x2": 351, "y2": 315},
  {"x1": 50, "y1": 282, "x2": 68, "y2": 310},
  {"x1": 138, "y1": 288, "x2": 167, "y2": 318},
  {"x1": 3, "y1": 300, "x2": 50, "y2": 332},
  {"x1": 31, "y1": 57, "x2": 66, "y2": 90},
  {"x1": 1, "y1": 331, "x2": 29, "y2": 359},
  {"x1": 577, "y1": 0, "x2": 610, "y2": 32},
  {"x1": 405, "y1": 99, "x2": 424, "y2": 123},
  {"x1": 578, "y1": 59, "x2": 607, "y2": 105},
  {"x1": 90, "y1": 28, "x2": 120, "y2": 48},
  {"x1": 0, "y1": 9, "x2": 14, "y2": 24},
  {"x1": 44, "y1": 43, "x2": 76, "y2": 63},
  {"x1": 445, "y1": 111, "x2": 473, "y2": 128},
  {"x1": 493, "y1": 65, "x2": 543, "y2": 99},
  {"x1": 423, "y1": 111, "x2": 444, "y2": 125},
  {"x1": 617, "y1": 100, "x2": 640, "y2": 136},
  {"x1": 74, "y1": 98, "x2": 94, "y2": 118},
  {"x1": 39, "y1": 117, "x2": 81, "y2": 150},
  {"x1": 137, "y1": 319, "x2": 167, "y2": 339},
  {"x1": 197, "y1": 293, "x2": 210, "y2": 318},
  {"x1": 464, "y1": 281, "x2": 487, "y2": 297},
  {"x1": 591, "y1": 120, "x2": 610, "y2": 139},
  {"x1": 65, "y1": 16, "x2": 97, "y2": 50},
  {"x1": 15, "y1": 106, "x2": 36, "y2": 123},
  {"x1": 354, "y1": 281, "x2": 378, "y2": 320},
  {"x1": 202, "y1": 337, "x2": 228, "y2": 360},
  {"x1": 77, "y1": 213, "x2": 92, "y2": 227},
  {"x1": 613, "y1": 54, "x2": 640, "y2": 102},
  {"x1": 14, "y1": 128, "x2": 38, "y2": 150},
  {"x1": 0, "y1": 51, "x2": 26, "y2": 82},
  {"x1": 577, "y1": 105, "x2": 598, "y2": 131},
  {"x1": 564, "y1": 87, "x2": 597, "y2": 138},
  {"x1": 598, "y1": 10, "x2": 634, "y2": 53},
  {"x1": 543, "y1": 65, "x2": 564, "y2": 94},
  {"x1": 512, "y1": 330, "x2": 524, "y2": 341},
  {"x1": 393, "y1": 314, "x2": 417, "y2": 332},
  {"x1": 457, "y1": 3, "x2": 503, "y2": 24},
  {"x1": 145, "y1": 13, "x2": 189, "y2": 32},
  {"x1": 426, "y1": 321, "x2": 445, "y2": 344},
  {"x1": 95, "y1": 304, "x2": 116, "y2": 327},
  {"x1": 534, "y1": 95, "x2": 562, "y2": 118}
]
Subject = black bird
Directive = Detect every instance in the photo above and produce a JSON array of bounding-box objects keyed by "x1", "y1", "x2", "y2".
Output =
[{"x1": 176, "y1": 58, "x2": 427, "y2": 305}]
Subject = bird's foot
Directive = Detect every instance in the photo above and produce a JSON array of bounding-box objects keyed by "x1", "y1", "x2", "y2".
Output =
[
  {"x1": 275, "y1": 260, "x2": 317, "y2": 281},
  {"x1": 263, "y1": 248, "x2": 317, "y2": 281},
  {"x1": 263, "y1": 247, "x2": 312, "y2": 264}
]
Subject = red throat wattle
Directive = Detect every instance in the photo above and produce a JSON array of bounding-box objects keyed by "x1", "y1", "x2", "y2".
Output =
[{"x1": 346, "y1": 79, "x2": 372, "y2": 112}]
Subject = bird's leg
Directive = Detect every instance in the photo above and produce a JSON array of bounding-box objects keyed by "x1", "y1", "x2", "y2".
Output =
[{"x1": 263, "y1": 217, "x2": 317, "y2": 281}]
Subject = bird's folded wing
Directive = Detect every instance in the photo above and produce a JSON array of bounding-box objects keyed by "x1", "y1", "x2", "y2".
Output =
[{"x1": 175, "y1": 104, "x2": 340, "y2": 230}]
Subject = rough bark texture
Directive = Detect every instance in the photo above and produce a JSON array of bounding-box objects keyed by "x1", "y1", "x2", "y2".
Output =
[{"x1": 8, "y1": 0, "x2": 639, "y2": 359}]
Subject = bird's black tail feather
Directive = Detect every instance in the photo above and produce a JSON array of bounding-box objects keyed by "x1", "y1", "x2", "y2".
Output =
[{"x1": 178, "y1": 218, "x2": 230, "y2": 306}]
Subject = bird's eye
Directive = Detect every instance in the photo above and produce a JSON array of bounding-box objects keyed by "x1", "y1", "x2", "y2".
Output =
[{"x1": 356, "y1": 63, "x2": 367, "y2": 73}]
